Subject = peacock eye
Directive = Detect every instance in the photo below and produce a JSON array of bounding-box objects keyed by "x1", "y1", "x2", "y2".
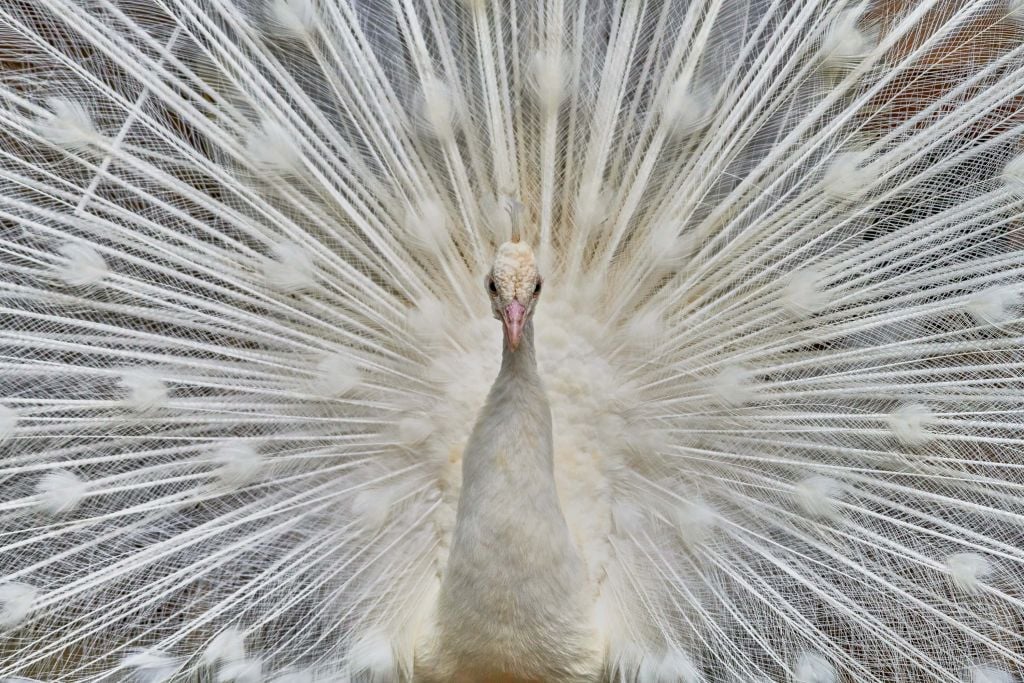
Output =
[{"x1": 487, "y1": 277, "x2": 497, "y2": 294}]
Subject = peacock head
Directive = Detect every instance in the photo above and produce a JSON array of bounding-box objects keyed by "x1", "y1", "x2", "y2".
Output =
[{"x1": 486, "y1": 237, "x2": 542, "y2": 352}]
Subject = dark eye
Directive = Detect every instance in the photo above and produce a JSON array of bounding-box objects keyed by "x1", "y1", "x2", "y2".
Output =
[
  {"x1": 533, "y1": 280, "x2": 542, "y2": 296},
  {"x1": 487, "y1": 278, "x2": 497, "y2": 294}
]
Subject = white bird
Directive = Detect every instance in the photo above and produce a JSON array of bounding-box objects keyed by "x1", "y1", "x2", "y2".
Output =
[
  {"x1": 419, "y1": 236, "x2": 602, "y2": 682},
  {"x1": 0, "y1": 1, "x2": 1023, "y2": 682}
]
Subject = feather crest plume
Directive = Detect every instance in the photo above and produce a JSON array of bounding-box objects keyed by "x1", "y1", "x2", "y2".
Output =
[{"x1": 1, "y1": 0, "x2": 1024, "y2": 681}]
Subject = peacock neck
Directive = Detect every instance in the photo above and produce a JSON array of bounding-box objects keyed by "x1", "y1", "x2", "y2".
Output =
[
  {"x1": 499, "y1": 319, "x2": 539, "y2": 381},
  {"x1": 429, "y1": 314, "x2": 596, "y2": 679},
  {"x1": 443, "y1": 317, "x2": 572, "y2": 591},
  {"x1": 466, "y1": 317, "x2": 552, "y2": 477}
]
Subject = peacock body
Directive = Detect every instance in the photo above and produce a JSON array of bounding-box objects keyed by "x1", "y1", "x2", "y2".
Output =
[{"x1": 1, "y1": 0, "x2": 1024, "y2": 681}]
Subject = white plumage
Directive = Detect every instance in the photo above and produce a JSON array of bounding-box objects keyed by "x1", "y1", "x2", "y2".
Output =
[
  {"x1": 122, "y1": 649, "x2": 183, "y2": 683},
  {"x1": 1, "y1": 0, "x2": 1024, "y2": 681},
  {"x1": 0, "y1": 582, "x2": 37, "y2": 630},
  {"x1": 33, "y1": 469, "x2": 87, "y2": 516}
]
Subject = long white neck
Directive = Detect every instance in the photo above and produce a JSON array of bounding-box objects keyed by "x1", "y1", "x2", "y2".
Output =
[
  {"x1": 497, "y1": 317, "x2": 541, "y2": 384},
  {"x1": 426, "y1": 319, "x2": 601, "y2": 680},
  {"x1": 464, "y1": 320, "x2": 550, "y2": 472},
  {"x1": 459, "y1": 319, "x2": 562, "y2": 522}
]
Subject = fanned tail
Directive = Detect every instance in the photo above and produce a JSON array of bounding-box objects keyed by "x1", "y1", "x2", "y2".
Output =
[{"x1": 0, "y1": 1, "x2": 1023, "y2": 681}]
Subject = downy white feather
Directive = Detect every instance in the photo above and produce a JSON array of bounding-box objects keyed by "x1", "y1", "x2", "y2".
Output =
[
  {"x1": 794, "y1": 652, "x2": 837, "y2": 683},
  {"x1": 0, "y1": 405, "x2": 16, "y2": 443},
  {"x1": 122, "y1": 649, "x2": 181, "y2": 683},
  {"x1": 945, "y1": 552, "x2": 993, "y2": 595},
  {"x1": 119, "y1": 368, "x2": 169, "y2": 413},
  {"x1": 969, "y1": 665, "x2": 1016, "y2": 683},
  {"x1": 56, "y1": 242, "x2": 108, "y2": 287},
  {"x1": 203, "y1": 627, "x2": 247, "y2": 667},
  {"x1": 34, "y1": 470, "x2": 87, "y2": 516},
  {"x1": 0, "y1": 583, "x2": 37, "y2": 630}
]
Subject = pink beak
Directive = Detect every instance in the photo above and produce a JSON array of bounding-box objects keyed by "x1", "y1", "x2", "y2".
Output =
[{"x1": 502, "y1": 300, "x2": 527, "y2": 351}]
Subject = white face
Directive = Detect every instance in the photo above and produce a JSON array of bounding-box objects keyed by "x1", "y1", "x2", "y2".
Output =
[{"x1": 486, "y1": 241, "x2": 543, "y2": 351}]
